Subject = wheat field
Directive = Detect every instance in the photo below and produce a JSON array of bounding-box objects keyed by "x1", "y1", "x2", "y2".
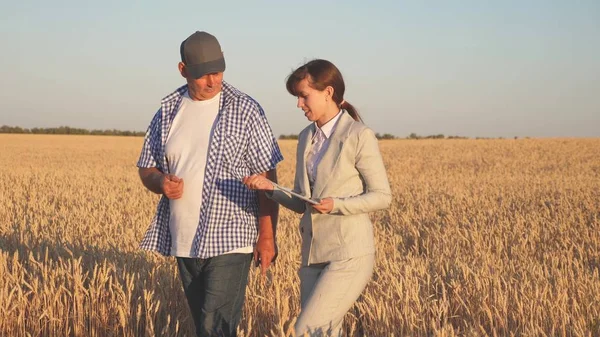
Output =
[{"x1": 1, "y1": 134, "x2": 599, "y2": 337}]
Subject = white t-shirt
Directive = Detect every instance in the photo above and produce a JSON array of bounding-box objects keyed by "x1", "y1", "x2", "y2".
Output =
[{"x1": 166, "y1": 91, "x2": 252, "y2": 257}]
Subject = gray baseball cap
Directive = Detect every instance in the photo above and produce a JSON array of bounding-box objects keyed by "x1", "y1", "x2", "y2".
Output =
[{"x1": 180, "y1": 31, "x2": 226, "y2": 79}]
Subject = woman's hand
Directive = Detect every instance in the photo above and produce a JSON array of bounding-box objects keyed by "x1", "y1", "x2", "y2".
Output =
[
  {"x1": 242, "y1": 174, "x2": 275, "y2": 191},
  {"x1": 312, "y1": 197, "x2": 333, "y2": 214}
]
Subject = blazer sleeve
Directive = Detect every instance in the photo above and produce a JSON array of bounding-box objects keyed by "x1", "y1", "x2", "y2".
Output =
[
  {"x1": 330, "y1": 128, "x2": 392, "y2": 215},
  {"x1": 265, "y1": 140, "x2": 308, "y2": 214}
]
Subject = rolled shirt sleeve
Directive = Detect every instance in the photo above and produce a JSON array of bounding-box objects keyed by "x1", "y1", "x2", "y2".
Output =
[
  {"x1": 137, "y1": 110, "x2": 161, "y2": 169},
  {"x1": 246, "y1": 105, "x2": 284, "y2": 174}
]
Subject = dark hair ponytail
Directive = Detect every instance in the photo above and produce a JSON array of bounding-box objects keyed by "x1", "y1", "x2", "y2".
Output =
[
  {"x1": 286, "y1": 59, "x2": 363, "y2": 123},
  {"x1": 339, "y1": 100, "x2": 362, "y2": 123}
]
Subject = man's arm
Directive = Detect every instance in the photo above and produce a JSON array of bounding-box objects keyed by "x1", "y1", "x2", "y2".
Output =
[
  {"x1": 138, "y1": 167, "x2": 184, "y2": 199},
  {"x1": 254, "y1": 168, "x2": 279, "y2": 275}
]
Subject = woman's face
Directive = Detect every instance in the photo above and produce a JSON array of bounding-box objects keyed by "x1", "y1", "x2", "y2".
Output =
[{"x1": 294, "y1": 78, "x2": 331, "y2": 124}]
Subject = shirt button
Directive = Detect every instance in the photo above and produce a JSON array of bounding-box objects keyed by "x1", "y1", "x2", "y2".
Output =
[{"x1": 300, "y1": 227, "x2": 304, "y2": 233}]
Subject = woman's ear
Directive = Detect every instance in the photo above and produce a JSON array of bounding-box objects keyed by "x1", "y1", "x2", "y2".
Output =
[{"x1": 325, "y1": 85, "x2": 335, "y2": 100}]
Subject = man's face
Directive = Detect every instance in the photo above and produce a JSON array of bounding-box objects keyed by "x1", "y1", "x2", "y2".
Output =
[{"x1": 178, "y1": 62, "x2": 223, "y2": 101}]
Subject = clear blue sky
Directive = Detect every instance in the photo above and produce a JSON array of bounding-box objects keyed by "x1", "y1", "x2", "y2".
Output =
[{"x1": 1, "y1": 1, "x2": 598, "y2": 138}]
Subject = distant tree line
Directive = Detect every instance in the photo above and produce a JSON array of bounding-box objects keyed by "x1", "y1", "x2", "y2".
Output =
[
  {"x1": 279, "y1": 133, "x2": 399, "y2": 140},
  {"x1": 279, "y1": 132, "x2": 472, "y2": 140},
  {"x1": 375, "y1": 133, "x2": 397, "y2": 140},
  {"x1": 2, "y1": 125, "x2": 518, "y2": 140},
  {"x1": 278, "y1": 134, "x2": 299, "y2": 140},
  {"x1": 0, "y1": 125, "x2": 145, "y2": 137},
  {"x1": 407, "y1": 133, "x2": 468, "y2": 140}
]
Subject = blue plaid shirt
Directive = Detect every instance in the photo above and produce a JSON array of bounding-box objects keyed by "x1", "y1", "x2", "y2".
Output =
[{"x1": 137, "y1": 81, "x2": 283, "y2": 258}]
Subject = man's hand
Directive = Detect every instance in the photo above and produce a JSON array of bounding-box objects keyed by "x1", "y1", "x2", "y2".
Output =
[
  {"x1": 243, "y1": 174, "x2": 275, "y2": 191},
  {"x1": 254, "y1": 169, "x2": 279, "y2": 277},
  {"x1": 254, "y1": 235, "x2": 278, "y2": 276},
  {"x1": 138, "y1": 167, "x2": 183, "y2": 199},
  {"x1": 312, "y1": 197, "x2": 333, "y2": 214},
  {"x1": 162, "y1": 174, "x2": 184, "y2": 199}
]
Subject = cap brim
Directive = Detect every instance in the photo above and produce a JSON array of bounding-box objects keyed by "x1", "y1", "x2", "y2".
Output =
[{"x1": 186, "y1": 58, "x2": 226, "y2": 79}]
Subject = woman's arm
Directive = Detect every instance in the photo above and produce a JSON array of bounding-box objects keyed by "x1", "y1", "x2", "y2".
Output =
[
  {"x1": 330, "y1": 128, "x2": 392, "y2": 215},
  {"x1": 267, "y1": 187, "x2": 307, "y2": 214},
  {"x1": 243, "y1": 175, "x2": 307, "y2": 214}
]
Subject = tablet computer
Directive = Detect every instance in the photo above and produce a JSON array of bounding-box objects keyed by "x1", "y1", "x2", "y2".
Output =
[{"x1": 271, "y1": 182, "x2": 320, "y2": 205}]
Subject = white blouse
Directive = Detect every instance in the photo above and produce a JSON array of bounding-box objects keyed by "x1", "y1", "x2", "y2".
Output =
[{"x1": 306, "y1": 110, "x2": 343, "y2": 186}]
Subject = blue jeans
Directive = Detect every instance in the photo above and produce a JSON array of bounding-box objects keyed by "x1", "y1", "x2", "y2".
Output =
[{"x1": 177, "y1": 253, "x2": 253, "y2": 337}]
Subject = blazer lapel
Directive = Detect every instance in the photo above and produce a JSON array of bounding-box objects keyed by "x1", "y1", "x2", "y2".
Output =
[
  {"x1": 298, "y1": 125, "x2": 314, "y2": 197},
  {"x1": 311, "y1": 112, "x2": 354, "y2": 198}
]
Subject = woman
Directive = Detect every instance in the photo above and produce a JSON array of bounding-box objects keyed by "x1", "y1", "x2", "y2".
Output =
[{"x1": 243, "y1": 59, "x2": 391, "y2": 336}]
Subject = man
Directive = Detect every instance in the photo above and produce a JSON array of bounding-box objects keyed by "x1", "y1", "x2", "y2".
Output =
[{"x1": 136, "y1": 31, "x2": 282, "y2": 337}]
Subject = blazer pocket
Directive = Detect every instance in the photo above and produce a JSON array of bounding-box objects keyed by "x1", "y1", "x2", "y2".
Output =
[
  {"x1": 339, "y1": 214, "x2": 373, "y2": 249},
  {"x1": 312, "y1": 215, "x2": 344, "y2": 249}
]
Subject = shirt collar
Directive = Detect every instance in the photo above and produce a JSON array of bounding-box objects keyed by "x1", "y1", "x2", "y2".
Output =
[
  {"x1": 313, "y1": 110, "x2": 343, "y2": 141},
  {"x1": 162, "y1": 81, "x2": 235, "y2": 107},
  {"x1": 183, "y1": 89, "x2": 222, "y2": 104}
]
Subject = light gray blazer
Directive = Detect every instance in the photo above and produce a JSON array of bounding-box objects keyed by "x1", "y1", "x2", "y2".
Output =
[{"x1": 269, "y1": 112, "x2": 392, "y2": 265}]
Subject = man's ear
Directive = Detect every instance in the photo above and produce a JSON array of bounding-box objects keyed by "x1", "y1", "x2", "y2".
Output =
[{"x1": 178, "y1": 62, "x2": 187, "y2": 78}]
